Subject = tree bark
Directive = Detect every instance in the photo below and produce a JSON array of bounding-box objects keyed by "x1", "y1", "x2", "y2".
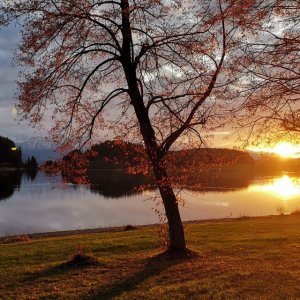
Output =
[
  {"x1": 128, "y1": 88, "x2": 187, "y2": 252},
  {"x1": 124, "y1": 71, "x2": 187, "y2": 252},
  {"x1": 123, "y1": 67, "x2": 187, "y2": 252},
  {"x1": 150, "y1": 157, "x2": 187, "y2": 252}
]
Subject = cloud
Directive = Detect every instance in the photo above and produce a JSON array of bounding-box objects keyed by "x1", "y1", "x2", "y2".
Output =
[
  {"x1": 205, "y1": 131, "x2": 231, "y2": 136},
  {"x1": 0, "y1": 17, "x2": 235, "y2": 147},
  {"x1": 0, "y1": 22, "x2": 35, "y2": 140},
  {"x1": 0, "y1": 106, "x2": 34, "y2": 140}
]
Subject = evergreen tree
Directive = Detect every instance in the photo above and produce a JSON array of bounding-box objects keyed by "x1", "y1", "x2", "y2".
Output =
[
  {"x1": 30, "y1": 156, "x2": 38, "y2": 169},
  {"x1": 0, "y1": 136, "x2": 22, "y2": 167}
]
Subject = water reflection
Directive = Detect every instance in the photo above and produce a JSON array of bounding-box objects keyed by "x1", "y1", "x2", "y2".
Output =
[
  {"x1": 248, "y1": 175, "x2": 300, "y2": 199},
  {"x1": 0, "y1": 169, "x2": 300, "y2": 237},
  {"x1": 88, "y1": 169, "x2": 154, "y2": 198},
  {"x1": 0, "y1": 169, "x2": 37, "y2": 201},
  {"x1": 87, "y1": 169, "x2": 255, "y2": 197},
  {"x1": 2, "y1": 169, "x2": 299, "y2": 201},
  {"x1": 25, "y1": 168, "x2": 38, "y2": 182},
  {"x1": 185, "y1": 170, "x2": 254, "y2": 193},
  {"x1": 0, "y1": 171, "x2": 21, "y2": 201}
]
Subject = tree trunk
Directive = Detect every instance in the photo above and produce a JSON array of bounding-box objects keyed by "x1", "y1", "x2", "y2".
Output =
[
  {"x1": 151, "y1": 157, "x2": 187, "y2": 252},
  {"x1": 120, "y1": 0, "x2": 186, "y2": 253},
  {"x1": 127, "y1": 93, "x2": 187, "y2": 252},
  {"x1": 123, "y1": 69, "x2": 187, "y2": 253}
]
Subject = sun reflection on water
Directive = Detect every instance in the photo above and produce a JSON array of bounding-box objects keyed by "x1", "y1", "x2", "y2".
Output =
[{"x1": 249, "y1": 175, "x2": 300, "y2": 198}]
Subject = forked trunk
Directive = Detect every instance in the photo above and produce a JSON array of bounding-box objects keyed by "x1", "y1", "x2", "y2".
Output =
[
  {"x1": 123, "y1": 75, "x2": 187, "y2": 252},
  {"x1": 120, "y1": 0, "x2": 186, "y2": 252}
]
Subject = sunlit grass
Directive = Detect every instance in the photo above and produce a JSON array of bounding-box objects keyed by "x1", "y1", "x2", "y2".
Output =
[{"x1": 0, "y1": 215, "x2": 300, "y2": 299}]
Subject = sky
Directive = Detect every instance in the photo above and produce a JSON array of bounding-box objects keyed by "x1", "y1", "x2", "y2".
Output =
[
  {"x1": 0, "y1": 22, "x2": 42, "y2": 142},
  {"x1": 0, "y1": 19, "x2": 231, "y2": 147},
  {"x1": 0, "y1": 2, "x2": 298, "y2": 153}
]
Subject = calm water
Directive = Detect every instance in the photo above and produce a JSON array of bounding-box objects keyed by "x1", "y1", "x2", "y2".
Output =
[{"x1": 0, "y1": 169, "x2": 300, "y2": 237}]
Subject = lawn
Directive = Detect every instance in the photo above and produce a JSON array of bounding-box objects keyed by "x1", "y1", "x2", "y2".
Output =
[{"x1": 0, "y1": 215, "x2": 300, "y2": 299}]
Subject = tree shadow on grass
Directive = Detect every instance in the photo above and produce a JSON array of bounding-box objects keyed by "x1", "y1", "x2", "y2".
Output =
[
  {"x1": 86, "y1": 250, "x2": 198, "y2": 299},
  {"x1": 22, "y1": 254, "x2": 103, "y2": 282}
]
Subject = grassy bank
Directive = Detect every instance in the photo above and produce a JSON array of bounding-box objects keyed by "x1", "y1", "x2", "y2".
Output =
[{"x1": 1, "y1": 215, "x2": 300, "y2": 299}]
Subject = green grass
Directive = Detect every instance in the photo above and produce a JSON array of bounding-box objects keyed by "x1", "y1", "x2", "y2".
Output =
[{"x1": 1, "y1": 215, "x2": 300, "y2": 299}]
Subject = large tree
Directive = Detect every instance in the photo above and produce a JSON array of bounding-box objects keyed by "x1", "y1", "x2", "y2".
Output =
[{"x1": 1, "y1": 0, "x2": 296, "y2": 253}]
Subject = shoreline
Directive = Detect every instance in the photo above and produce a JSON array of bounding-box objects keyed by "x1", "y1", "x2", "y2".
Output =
[{"x1": 0, "y1": 213, "x2": 291, "y2": 243}]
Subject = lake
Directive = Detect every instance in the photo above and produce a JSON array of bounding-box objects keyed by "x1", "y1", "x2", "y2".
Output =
[{"x1": 0, "y1": 169, "x2": 299, "y2": 237}]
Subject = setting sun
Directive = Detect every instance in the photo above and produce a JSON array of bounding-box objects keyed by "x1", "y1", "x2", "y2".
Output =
[
  {"x1": 272, "y1": 142, "x2": 298, "y2": 158},
  {"x1": 248, "y1": 142, "x2": 300, "y2": 158}
]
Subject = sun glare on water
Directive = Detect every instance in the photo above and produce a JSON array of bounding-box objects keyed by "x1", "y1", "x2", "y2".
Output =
[{"x1": 249, "y1": 175, "x2": 300, "y2": 198}]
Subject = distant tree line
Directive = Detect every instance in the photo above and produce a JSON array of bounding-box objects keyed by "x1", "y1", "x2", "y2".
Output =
[
  {"x1": 88, "y1": 141, "x2": 254, "y2": 173},
  {"x1": 40, "y1": 140, "x2": 255, "y2": 185},
  {"x1": 42, "y1": 140, "x2": 300, "y2": 187},
  {"x1": 0, "y1": 136, "x2": 38, "y2": 169}
]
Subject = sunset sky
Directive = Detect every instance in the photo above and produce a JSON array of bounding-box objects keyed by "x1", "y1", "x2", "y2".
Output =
[{"x1": 0, "y1": 18, "x2": 298, "y2": 155}]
